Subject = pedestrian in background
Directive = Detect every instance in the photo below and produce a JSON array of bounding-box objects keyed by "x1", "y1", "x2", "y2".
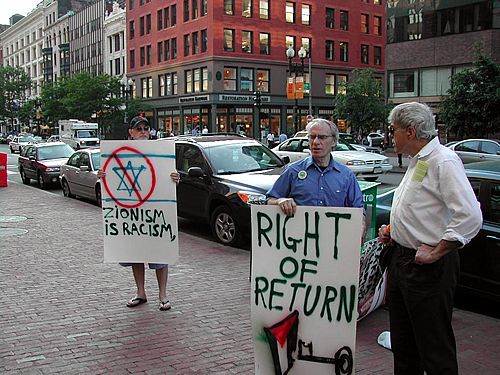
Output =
[
  {"x1": 267, "y1": 118, "x2": 365, "y2": 241},
  {"x1": 397, "y1": 153, "x2": 403, "y2": 168},
  {"x1": 378, "y1": 102, "x2": 482, "y2": 375},
  {"x1": 266, "y1": 132, "x2": 275, "y2": 148},
  {"x1": 98, "y1": 116, "x2": 180, "y2": 311}
]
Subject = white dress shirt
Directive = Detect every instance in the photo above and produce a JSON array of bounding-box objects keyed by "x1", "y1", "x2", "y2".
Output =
[{"x1": 390, "y1": 137, "x2": 482, "y2": 250}]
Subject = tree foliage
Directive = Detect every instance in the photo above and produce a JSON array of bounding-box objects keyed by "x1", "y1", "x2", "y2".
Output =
[
  {"x1": 0, "y1": 66, "x2": 32, "y2": 127},
  {"x1": 440, "y1": 55, "x2": 500, "y2": 138},
  {"x1": 333, "y1": 69, "x2": 389, "y2": 135}
]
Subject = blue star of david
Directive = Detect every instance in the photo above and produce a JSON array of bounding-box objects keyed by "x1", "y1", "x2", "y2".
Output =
[{"x1": 113, "y1": 160, "x2": 147, "y2": 196}]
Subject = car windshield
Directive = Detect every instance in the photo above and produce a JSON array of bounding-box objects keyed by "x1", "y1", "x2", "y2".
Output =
[
  {"x1": 38, "y1": 144, "x2": 75, "y2": 160},
  {"x1": 334, "y1": 138, "x2": 356, "y2": 151},
  {"x1": 205, "y1": 143, "x2": 283, "y2": 174},
  {"x1": 340, "y1": 134, "x2": 358, "y2": 144},
  {"x1": 77, "y1": 130, "x2": 97, "y2": 138},
  {"x1": 91, "y1": 152, "x2": 101, "y2": 169},
  {"x1": 19, "y1": 137, "x2": 34, "y2": 143}
]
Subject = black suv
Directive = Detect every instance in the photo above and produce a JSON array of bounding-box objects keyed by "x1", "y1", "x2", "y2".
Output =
[{"x1": 163, "y1": 134, "x2": 286, "y2": 246}]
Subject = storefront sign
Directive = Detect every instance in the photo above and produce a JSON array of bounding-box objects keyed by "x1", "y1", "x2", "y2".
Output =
[{"x1": 179, "y1": 95, "x2": 210, "y2": 103}]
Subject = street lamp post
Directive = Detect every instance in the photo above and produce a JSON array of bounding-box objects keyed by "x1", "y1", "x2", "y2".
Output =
[
  {"x1": 121, "y1": 76, "x2": 133, "y2": 127},
  {"x1": 286, "y1": 45, "x2": 307, "y2": 134}
]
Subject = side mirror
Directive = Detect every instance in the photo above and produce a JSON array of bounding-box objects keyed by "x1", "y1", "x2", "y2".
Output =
[
  {"x1": 80, "y1": 165, "x2": 89, "y2": 172},
  {"x1": 282, "y1": 156, "x2": 290, "y2": 165},
  {"x1": 188, "y1": 166, "x2": 205, "y2": 178}
]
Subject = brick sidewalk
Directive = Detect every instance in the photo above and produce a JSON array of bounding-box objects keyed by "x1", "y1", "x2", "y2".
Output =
[{"x1": 1, "y1": 181, "x2": 499, "y2": 374}]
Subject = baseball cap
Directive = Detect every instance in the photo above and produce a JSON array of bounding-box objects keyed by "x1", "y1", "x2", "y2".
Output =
[{"x1": 129, "y1": 116, "x2": 149, "y2": 129}]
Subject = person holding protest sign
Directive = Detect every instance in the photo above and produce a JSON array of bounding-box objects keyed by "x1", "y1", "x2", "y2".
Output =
[
  {"x1": 266, "y1": 118, "x2": 364, "y2": 219},
  {"x1": 99, "y1": 116, "x2": 180, "y2": 311},
  {"x1": 378, "y1": 102, "x2": 482, "y2": 375}
]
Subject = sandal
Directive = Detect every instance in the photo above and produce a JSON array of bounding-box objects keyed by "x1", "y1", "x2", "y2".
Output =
[
  {"x1": 126, "y1": 297, "x2": 147, "y2": 307},
  {"x1": 159, "y1": 300, "x2": 172, "y2": 311}
]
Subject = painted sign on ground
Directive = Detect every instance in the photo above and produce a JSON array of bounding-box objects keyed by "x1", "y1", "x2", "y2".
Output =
[
  {"x1": 251, "y1": 205, "x2": 363, "y2": 375},
  {"x1": 101, "y1": 140, "x2": 178, "y2": 264}
]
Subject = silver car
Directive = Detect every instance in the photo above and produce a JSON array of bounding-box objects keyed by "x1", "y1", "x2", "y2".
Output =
[
  {"x1": 60, "y1": 148, "x2": 101, "y2": 205},
  {"x1": 447, "y1": 139, "x2": 500, "y2": 164}
]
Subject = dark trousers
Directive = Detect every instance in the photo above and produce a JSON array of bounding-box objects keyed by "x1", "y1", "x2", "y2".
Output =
[
  {"x1": 387, "y1": 243, "x2": 460, "y2": 375},
  {"x1": 397, "y1": 153, "x2": 403, "y2": 167}
]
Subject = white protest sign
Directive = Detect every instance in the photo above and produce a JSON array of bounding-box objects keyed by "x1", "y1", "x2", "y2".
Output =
[
  {"x1": 101, "y1": 140, "x2": 178, "y2": 264},
  {"x1": 251, "y1": 205, "x2": 363, "y2": 375}
]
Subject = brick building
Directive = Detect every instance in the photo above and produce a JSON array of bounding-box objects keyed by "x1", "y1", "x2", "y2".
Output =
[
  {"x1": 127, "y1": 0, "x2": 386, "y2": 139},
  {"x1": 385, "y1": 0, "x2": 500, "y2": 115}
]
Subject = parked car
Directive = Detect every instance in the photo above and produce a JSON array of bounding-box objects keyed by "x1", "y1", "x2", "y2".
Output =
[
  {"x1": 47, "y1": 135, "x2": 61, "y2": 142},
  {"x1": 447, "y1": 139, "x2": 500, "y2": 164},
  {"x1": 18, "y1": 142, "x2": 75, "y2": 189},
  {"x1": 272, "y1": 136, "x2": 392, "y2": 181},
  {"x1": 375, "y1": 161, "x2": 500, "y2": 302},
  {"x1": 160, "y1": 134, "x2": 286, "y2": 246},
  {"x1": 339, "y1": 133, "x2": 382, "y2": 154},
  {"x1": 60, "y1": 148, "x2": 101, "y2": 205},
  {"x1": 9, "y1": 136, "x2": 35, "y2": 153},
  {"x1": 363, "y1": 132, "x2": 385, "y2": 148}
]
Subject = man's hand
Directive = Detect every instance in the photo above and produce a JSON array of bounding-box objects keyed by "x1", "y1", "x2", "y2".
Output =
[
  {"x1": 268, "y1": 197, "x2": 297, "y2": 216},
  {"x1": 170, "y1": 171, "x2": 180, "y2": 184},
  {"x1": 378, "y1": 224, "x2": 391, "y2": 244},
  {"x1": 415, "y1": 244, "x2": 439, "y2": 265}
]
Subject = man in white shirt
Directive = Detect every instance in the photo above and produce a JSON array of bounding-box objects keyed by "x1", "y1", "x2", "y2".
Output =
[
  {"x1": 378, "y1": 102, "x2": 482, "y2": 375},
  {"x1": 266, "y1": 132, "x2": 275, "y2": 147}
]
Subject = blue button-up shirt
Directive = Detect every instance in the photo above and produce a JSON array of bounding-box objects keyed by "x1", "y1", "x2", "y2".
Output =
[{"x1": 267, "y1": 156, "x2": 363, "y2": 208}]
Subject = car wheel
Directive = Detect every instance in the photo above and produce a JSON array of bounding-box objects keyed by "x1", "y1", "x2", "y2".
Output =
[
  {"x1": 364, "y1": 177, "x2": 379, "y2": 182},
  {"x1": 95, "y1": 185, "x2": 102, "y2": 207},
  {"x1": 210, "y1": 205, "x2": 241, "y2": 246},
  {"x1": 37, "y1": 173, "x2": 47, "y2": 190},
  {"x1": 61, "y1": 179, "x2": 74, "y2": 198},
  {"x1": 10, "y1": 146, "x2": 15, "y2": 153},
  {"x1": 20, "y1": 168, "x2": 30, "y2": 185}
]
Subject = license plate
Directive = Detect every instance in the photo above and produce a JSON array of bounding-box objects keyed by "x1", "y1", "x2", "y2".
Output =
[{"x1": 373, "y1": 166, "x2": 382, "y2": 174}]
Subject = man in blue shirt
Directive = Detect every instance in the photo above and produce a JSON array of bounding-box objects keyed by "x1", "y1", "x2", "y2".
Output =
[{"x1": 267, "y1": 118, "x2": 363, "y2": 216}]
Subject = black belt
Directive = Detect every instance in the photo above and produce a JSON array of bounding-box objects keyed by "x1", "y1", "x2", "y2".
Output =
[{"x1": 393, "y1": 241, "x2": 416, "y2": 257}]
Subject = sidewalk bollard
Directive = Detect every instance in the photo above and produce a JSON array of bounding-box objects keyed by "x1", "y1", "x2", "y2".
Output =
[{"x1": 0, "y1": 153, "x2": 7, "y2": 187}]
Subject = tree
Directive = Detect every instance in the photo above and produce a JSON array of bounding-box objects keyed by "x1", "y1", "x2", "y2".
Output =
[
  {"x1": 0, "y1": 66, "x2": 32, "y2": 131},
  {"x1": 333, "y1": 69, "x2": 389, "y2": 136},
  {"x1": 440, "y1": 55, "x2": 500, "y2": 138}
]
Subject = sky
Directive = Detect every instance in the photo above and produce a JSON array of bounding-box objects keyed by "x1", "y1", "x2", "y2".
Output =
[{"x1": 1, "y1": 0, "x2": 41, "y2": 26}]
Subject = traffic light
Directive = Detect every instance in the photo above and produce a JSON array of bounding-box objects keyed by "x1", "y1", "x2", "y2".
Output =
[{"x1": 253, "y1": 91, "x2": 261, "y2": 107}]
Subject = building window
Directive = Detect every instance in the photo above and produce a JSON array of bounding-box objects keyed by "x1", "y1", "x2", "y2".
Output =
[
  {"x1": 192, "y1": 0, "x2": 199, "y2": 19},
  {"x1": 185, "y1": 70, "x2": 193, "y2": 93},
  {"x1": 340, "y1": 10, "x2": 349, "y2": 31},
  {"x1": 130, "y1": 49, "x2": 135, "y2": 68},
  {"x1": 260, "y1": 32, "x2": 270, "y2": 54},
  {"x1": 374, "y1": 16, "x2": 382, "y2": 36},
  {"x1": 140, "y1": 46, "x2": 145, "y2": 66},
  {"x1": 301, "y1": 38, "x2": 311, "y2": 54},
  {"x1": 172, "y1": 4, "x2": 177, "y2": 26},
  {"x1": 173, "y1": 73, "x2": 178, "y2": 94},
  {"x1": 129, "y1": 21, "x2": 135, "y2": 39},
  {"x1": 336, "y1": 75, "x2": 348, "y2": 95},
  {"x1": 260, "y1": 0, "x2": 269, "y2": 20},
  {"x1": 326, "y1": 8, "x2": 334, "y2": 29},
  {"x1": 325, "y1": 74, "x2": 335, "y2": 95},
  {"x1": 361, "y1": 44, "x2": 369, "y2": 64},
  {"x1": 192, "y1": 32, "x2": 199, "y2": 54},
  {"x1": 201, "y1": 29, "x2": 208, "y2": 52},
  {"x1": 374, "y1": 0, "x2": 380, "y2": 4},
  {"x1": 240, "y1": 68, "x2": 254, "y2": 92},
  {"x1": 140, "y1": 16, "x2": 145, "y2": 36},
  {"x1": 146, "y1": 14, "x2": 151, "y2": 34},
  {"x1": 166, "y1": 73, "x2": 172, "y2": 95},
  {"x1": 157, "y1": 9, "x2": 163, "y2": 30},
  {"x1": 184, "y1": 0, "x2": 190, "y2": 22},
  {"x1": 224, "y1": 29, "x2": 235, "y2": 51},
  {"x1": 242, "y1": 0, "x2": 252, "y2": 18},
  {"x1": 164, "y1": 7, "x2": 170, "y2": 28},
  {"x1": 224, "y1": 0, "x2": 234, "y2": 15},
  {"x1": 201, "y1": 0, "x2": 207, "y2": 16},
  {"x1": 164, "y1": 40, "x2": 170, "y2": 60},
  {"x1": 224, "y1": 67, "x2": 237, "y2": 91},
  {"x1": 326, "y1": 40, "x2": 334, "y2": 60},
  {"x1": 390, "y1": 71, "x2": 416, "y2": 97},
  {"x1": 339, "y1": 42, "x2": 348, "y2": 62},
  {"x1": 256, "y1": 69, "x2": 269, "y2": 92},
  {"x1": 361, "y1": 13, "x2": 369, "y2": 34},
  {"x1": 286, "y1": 2, "x2": 295, "y2": 23},
  {"x1": 286, "y1": 35, "x2": 295, "y2": 50},
  {"x1": 202, "y1": 67, "x2": 208, "y2": 91},
  {"x1": 374, "y1": 46, "x2": 381, "y2": 66},
  {"x1": 184, "y1": 34, "x2": 190, "y2": 56},
  {"x1": 129, "y1": 0, "x2": 134, "y2": 10},
  {"x1": 301, "y1": 4, "x2": 311, "y2": 25},
  {"x1": 193, "y1": 68, "x2": 201, "y2": 92},
  {"x1": 159, "y1": 74, "x2": 165, "y2": 96},
  {"x1": 142, "y1": 77, "x2": 152, "y2": 98},
  {"x1": 172, "y1": 37, "x2": 177, "y2": 59},
  {"x1": 146, "y1": 45, "x2": 151, "y2": 64},
  {"x1": 158, "y1": 41, "x2": 163, "y2": 62},
  {"x1": 242, "y1": 31, "x2": 253, "y2": 53}
]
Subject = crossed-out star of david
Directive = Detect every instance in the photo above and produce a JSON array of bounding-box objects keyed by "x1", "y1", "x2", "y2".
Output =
[{"x1": 113, "y1": 160, "x2": 147, "y2": 196}]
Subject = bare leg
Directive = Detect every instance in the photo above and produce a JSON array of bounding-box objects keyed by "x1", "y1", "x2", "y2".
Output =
[
  {"x1": 132, "y1": 264, "x2": 147, "y2": 299},
  {"x1": 156, "y1": 266, "x2": 168, "y2": 301}
]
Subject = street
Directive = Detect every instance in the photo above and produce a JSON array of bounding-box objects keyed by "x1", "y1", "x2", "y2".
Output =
[{"x1": 1, "y1": 144, "x2": 499, "y2": 374}]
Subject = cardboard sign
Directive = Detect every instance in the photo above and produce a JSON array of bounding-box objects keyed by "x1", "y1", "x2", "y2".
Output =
[
  {"x1": 251, "y1": 206, "x2": 363, "y2": 375},
  {"x1": 287, "y1": 77, "x2": 296, "y2": 100},
  {"x1": 101, "y1": 140, "x2": 178, "y2": 264}
]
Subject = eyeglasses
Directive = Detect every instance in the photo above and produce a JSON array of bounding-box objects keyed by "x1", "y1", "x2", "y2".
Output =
[
  {"x1": 307, "y1": 134, "x2": 333, "y2": 141},
  {"x1": 133, "y1": 126, "x2": 150, "y2": 132}
]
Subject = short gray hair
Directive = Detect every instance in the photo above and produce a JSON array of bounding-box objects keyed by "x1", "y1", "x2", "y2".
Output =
[
  {"x1": 388, "y1": 102, "x2": 437, "y2": 140},
  {"x1": 306, "y1": 118, "x2": 339, "y2": 140}
]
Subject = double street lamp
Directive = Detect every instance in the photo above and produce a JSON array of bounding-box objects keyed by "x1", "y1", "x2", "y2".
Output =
[
  {"x1": 121, "y1": 76, "x2": 134, "y2": 127},
  {"x1": 286, "y1": 45, "x2": 307, "y2": 133}
]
